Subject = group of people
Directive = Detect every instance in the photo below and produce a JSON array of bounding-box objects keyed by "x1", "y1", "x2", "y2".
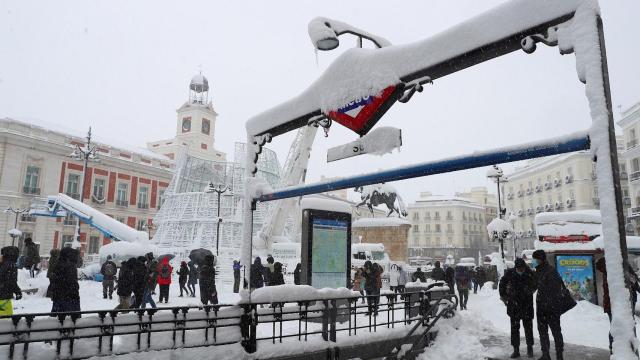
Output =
[
  {"x1": 249, "y1": 255, "x2": 287, "y2": 289},
  {"x1": 352, "y1": 261, "x2": 385, "y2": 315}
]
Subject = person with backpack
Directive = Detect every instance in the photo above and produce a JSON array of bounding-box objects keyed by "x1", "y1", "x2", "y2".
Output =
[
  {"x1": 23, "y1": 237, "x2": 40, "y2": 278},
  {"x1": 233, "y1": 260, "x2": 241, "y2": 293},
  {"x1": 0, "y1": 246, "x2": 22, "y2": 316},
  {"x1": 187, "y1": 261, "x2": 198, "y2": 297},
  {"x1": 49, "y1": 247, "x2": 80, "y2": 313},
  {"x1": 131, "y1": 256, "x2": 148, "y2": 308},
  {"x1": 177, "y1": 261, "x2": 189, "y2": 297},
  {"x1": 199, "y1": 255, "x2": 217, "y2": 305},
  {"x1": 100, "y1": 255, "x2": 117, "y2": 299},
  {"x1": 157, "y1": 257, "x2": 173, "y2": 303},
  {"x1": 455, "y1": 265, "x2": 471, "y2": 310},
  {"x1": 115, "y1": 258, "x2": 134, "y2": 311}
]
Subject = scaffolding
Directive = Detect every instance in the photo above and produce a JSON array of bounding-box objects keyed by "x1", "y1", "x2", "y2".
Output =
[{"x1": 152, "y1": 143, "x2": 281, "y2": 286}]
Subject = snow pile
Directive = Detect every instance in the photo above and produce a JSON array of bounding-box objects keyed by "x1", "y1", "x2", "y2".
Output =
[
  {"x1": 245, "y1": 177, "x2": 273, "y2": 200},
  {"x1": 300, "y1": 196, "x2": 351, "y2": 214},
  {"x1": 99, "y1": 241, "x2": 158, "y2": 265},
  {"x1": 535, "y1": 210, "x2": 602, "y2": 237},
  {"x1": 245, "y1": 284, "x2": 359, "y2": 303},
  {"x1": 486, "y1": 218, "x2": 513, "y2": 237},
  {"x1": 418, "y1": 312, "x2": 491, "y2": 360},
  {"x1": 352, "y1": 217, "x2": 410, "y2": 228}
]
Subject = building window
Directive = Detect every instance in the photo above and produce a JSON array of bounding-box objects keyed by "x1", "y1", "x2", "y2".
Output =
[
  {"x1": 182, "y1": 117, "x2": 191, "y2": 133},
  {"x1": 434, "y1": 211, "x2": 440, "y2": 220},
  {"x1": 158, "y1": 189, "x2": 166, "y2": 209},
  {"x1": 23, "y1": 165, "x2": 40, "y2": 195},
  {"x1": 88, "y1": 236, "x2": 100, "y2": 254},
  {"x1": 66, "y1": 173, "x2": 80, "y2": 199},
  {"x1": 137, "y1": 186, "x2": 149, "y2": 209},
  {"x1": 137, "y1": 219, "x2": 147, "y2": 231},
  {"x1": 116, "y1": 183, "x2": 128, "y2": 207},
  {"x1": 116, "y1": 216, "x2": 126, "y2": 224},
  {"x1": 447, "y1": 224, "x2": 453, "y2": 233},
  {"x1": 435, "y1": 224, "x2": 441, "y2": 233},
  {"x1": 92, "y1": 178, "x2": 106, "y2": 203},
  {"x1": 61, "y1": 235, "x2": 74, "y2": 248},
  {"x1": 202, "y1": 118, "x2": 211, "y2": 135},
  {"x1": 425, "y1": 211, "x2": 430, "y2": 219},
  {"x1": 412, "y1": 225, "x2": 419, "y2": 233},
  {"x1": 412, "y1": 212, "x2": 419, "y2": 220},
  {"x1": 446, "y1": 211, "x2": 453, "y2": 220},
  {"x1": 63, "y1": 214, "x2": 77, "y2": 226}
]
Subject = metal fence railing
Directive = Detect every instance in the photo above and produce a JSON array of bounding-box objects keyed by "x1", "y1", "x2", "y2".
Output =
[{"x1": 0, "y1": 289, "x2": 457, "y2": 360}]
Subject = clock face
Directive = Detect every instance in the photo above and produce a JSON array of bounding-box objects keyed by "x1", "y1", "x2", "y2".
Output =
[
  {"x1": 182, "y1": 118, "x2": 191, "y2": 133},
  {"x1": 202, "y1": 118, "x2": 210, "y2": 135}
]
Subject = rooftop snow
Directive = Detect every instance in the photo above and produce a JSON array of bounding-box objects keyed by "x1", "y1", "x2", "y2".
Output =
[
  {"x1": 246, "y1": 0, "x2": 582, "y2": 137},
  {"x1": 300, "y1": 196, "x2": 352, "y2": 214},
  {"x1": 352, "y1": 217, "x2": 410, "y2": 228}
]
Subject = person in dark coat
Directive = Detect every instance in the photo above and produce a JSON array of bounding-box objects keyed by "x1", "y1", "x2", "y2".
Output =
[
  {"x1": 455, "y1": 266, "x2": 471, "y2": 310},
  {"x1": 250, "y1": 257, "x2": 265, "y2": 290},
  {"x1": 270, "y1": 262, "x2": 285, "y2": 286},
  {"x1": 430, "y1": 261, "x2": 445, "y2": 281},
  {"x1": 445, "y1": 266, "x2": 455, "y2": 294},
  {"x1": 131, "y1": 256, "x2": 148, "y2": 308},
  {"x1": 264, "y1": 255, "x2": 275, "y2": 286},
  {"x1": 145, "y1": 253, "x2": 159, "y2": 295},
  {"x1": 475, "y1": 266, "x2": 487, "y2": 293},
  {"x1": 100, "y1": 255, "x2": 117, "y2": 299},
  {"x1": 532, "y1": 250, "x2": 572, "y2": 360},
  {"x1": 23, "y1": 237, "x2": 40, "y2": 278},
  {"x1": 46, "y1": 248, "x2": 60, "y2": 298},
  {"x1": 177, "y1": 261, "x2": 189, "y2": 297},
  {"x1": 412, "y1": 267, "x2": 427, "y2": 282},
  {"x1": 187, "y1": 261, "x2": 198, "y2": 297},
  {"x1": 49, "y1": 247, "x2": 80, "y2": 313},
  {"x1": 363, "y1": 261, "x2": 379, "y2": 315},
  {"x1": 233, "y1": 260, "x2": 241, "y2": 293},
  {"x1": 500, "y1": 258, "x2": 535, "y2": 358},
  {"x1": 293, "y1": 263, "x2": 302, "y2": 285},
  {"x1": 199, "y1": 255, "x2": 218, "y2": 305},
  {"x1": 115, "y1": 258, "x2": 134, "y2": 311},
  {"x1": 0, "y1": 246, "x2": 22, "y2": 316}
]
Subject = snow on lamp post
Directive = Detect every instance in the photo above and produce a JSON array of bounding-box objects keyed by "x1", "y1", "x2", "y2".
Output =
[
  {"x1": 508, "y1": 213, "x2": 518, "y2": 260},
  {"x1": 486, "y1": 165, "x2": 507, "y2": 220},
  {"x1": 68, "y1": 127, "x2": 100, "y2": 250},
  {"x1": 4, "y1": 207, "x2": 29, "y2": 247},
  {"x1": 308, "y1": 17, "x2": 392, "y2": 51},
  {"x1": 487, "y1": 217, "x2": 513, "y2": 263},
  {"x1": 205, "y1": 182, "x2": 229, "y2": 256}
]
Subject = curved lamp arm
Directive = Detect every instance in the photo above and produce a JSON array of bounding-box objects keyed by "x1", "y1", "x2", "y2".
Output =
[{"x1": 308, "y1": 17, "x2": 392, "y2": 51}]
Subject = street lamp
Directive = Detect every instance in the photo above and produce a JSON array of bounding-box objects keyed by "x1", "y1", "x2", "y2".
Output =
[
  {"x1": 486, "y1": 165, "x2": 507, "y2": 219},
  {"x1": 4, "y1": 207, "x2": 29, "y2": 246},
  {"x1": 68, "y1": 127, "x2": 100, "y2": 249},
  {"x1": 205, "y1": 182, "x2": 229, "y2": 256},
  {"x1": 143, "y1": 222, "x2": 156, "y2": 240},
  {"x1": 308, "y1": 17, "x2": 392, "y2": 51},
  {"x1": 508, "y1": 213, "x2": 518, "y2": 260},
  {"x1": 488, "y1": 217, "x2": 513, "y2": 262}
]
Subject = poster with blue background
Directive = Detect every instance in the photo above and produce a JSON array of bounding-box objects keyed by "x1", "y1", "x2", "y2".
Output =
[{"x1": 555, "y1": 255, "x2": 596, "y2": 304}]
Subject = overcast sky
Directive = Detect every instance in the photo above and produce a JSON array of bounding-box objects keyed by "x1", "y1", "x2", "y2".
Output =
[{"x1": 1, "y1": 0, "x2": 639, "y2": 203}]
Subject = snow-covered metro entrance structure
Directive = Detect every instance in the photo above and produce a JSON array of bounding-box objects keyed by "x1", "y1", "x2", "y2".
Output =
[{"x1": 243, "y1": 1, "x2": 638, "y2": 357}]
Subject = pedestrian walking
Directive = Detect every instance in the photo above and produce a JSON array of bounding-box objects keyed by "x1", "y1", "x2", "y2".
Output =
[
  {"x1": 397, "y1": 266, "x2": 409, "y2": 294},
  {"x1": 412, "y1": 267, "x2": 427, "y2": 282},
  {"x1": 363, "y1": 261, "x2": 379, "y2": 315},
  {"x1": 140, "y1": 256, "x2": 158, "y2": 309},
  {"x1": 500, "y1": 258, "x2": 535, "y2": 358},
  {"x1": 0, "y1": 246, "x2": 22, "y2": 316},
  {"x1": 100, "y1": 255, "x2": 117, "y2": 299},
  {"x1": 131, "y1": 256, "x2": 148, "y2": 308},
  {"x1": 455, "y1": 265, "x2": 471, "y2": 310},
  {"x1": 199, "y1": 255, "x2": 218, "y2": 305},
  {"x1": 23, "y1": 237, "x2": 40, "y2": 278},
  {"x1": 157, "y1": 257, "x2": 173, "y2": 303},
  {"x1": 177, "y1": 261, "x2": 189, "y2": 297},
  {"x1": 389, "y1": 264, "x2": 399, "y2": 292},
  {"x1": 431, "y1": 261, "x2": 445, "y2": 281},
  {"x1": 475, "y1": 266, "x2": 487, "y2": 293},
  {"x1": 293, "y1": 263, "x2": 302, "y2": 285},
  {"x1": 470, "y1": 267, "x2": 478, "y2": 294},
  {"x1": 264, "y1": 255, "x2": 275, "y2": 286},
  {"x1": 188, "y1": 261, "x2": 198, "y2": 297},
  {"x1": 145, "y1": 253, "x2": 159, "y2": 295},
  {"x1": 45, "y1": 248, "x2": 60, "y2": 298},
  {"x1": 352, "y1": 268, "x2": 365, "y2": 301},
  {"x1": 115, "y1": 258, "x2": 134, "y2": 311},
  {"x1": 233, "y1": 260, "x2": 241, "y2": 293},
  {"x1": 532, "y1": 250, "x2": 575, "y2": 360},
  {"x1": 49, "y1": 247, "x2": 81, "y2": 313},
  {"x1": 270, "y1": 262, "x2": 285, "y2": 286},
  {"x1": 445, "y1": 266, "x2": 455, "y2": 294},
  {"x1": 250, "y1": 257, "x2": 265, "y2": 289}
]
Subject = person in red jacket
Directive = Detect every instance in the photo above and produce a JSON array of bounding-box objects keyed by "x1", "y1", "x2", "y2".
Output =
[{"x1": 157, "y1": 257, "x2": 173, "y2": 304}]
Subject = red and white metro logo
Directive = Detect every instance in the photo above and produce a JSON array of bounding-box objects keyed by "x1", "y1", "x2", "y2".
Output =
[{"x1": 327, "y1": 86, "x2": 398, "y2": 136}]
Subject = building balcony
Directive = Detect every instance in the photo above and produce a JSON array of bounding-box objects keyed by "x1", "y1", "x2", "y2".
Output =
[
  {"x1": 22, "y1": 186, "x2": 40, "y2": 195},
  {"x1": 621, "y1": 171, "x2": 629, "y2": 180},
  {"x1": 446, "y1": 216, "x2": 453, "y2": 221},
  {"x1": 20, "y1": 214, "x2": 36, "y2": 223},
  {"x1": 63, "y1": 218, "x2": 78, "y2": 226},
  {"x1": 137, "y1": 203, "x2": 149, "y2": 209},
  {"x1": 116, "y1": 199, "x2": 129, "y2": 207},
  {"x1": 630, "y1": 171, "x2": 640, "y2": 182},
  {"x1": 627, "y1": 139, "x2": 638, "y2": 150},
  {"x1": 593, "y1": 197, "x2": 600, "y2": 207}
]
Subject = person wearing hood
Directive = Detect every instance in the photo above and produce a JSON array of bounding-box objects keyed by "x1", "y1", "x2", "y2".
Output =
[
  {"x1": 49, "y1": 247, "x2": 80, "y2": 313},
  {"x1": 293, "y1": 263, "x2": 302, "y2": 285},
  {"x1": 500, "y1": 258, "x2": 535, "y2": 358},
  {"x1": 177, "y1": 261, "x2": 189, "y2": 297},
  {"x1": 23, "y1": 237, "x2": 40, "y2": 278},
  {"x1": 157, "y1": 257, "x2": 173, "y2": 303},
  {"x1": 187, "y1": 261, "x2": 198, "y2": 297},
  {"x1": 445, "y1": 266, "x2": 456, "y2": 294},
  {"x1": 131, "y1": 256, "x2": 147, "y2": 308},
  {"x1": 115, "y1": 258, "x2": 134, "y2": 311},
  {"x1": 270, "y1": 262, "x2": 285, "y2": 286},
  {"x1": 430, "y1": 261, "x2": 445, "y2": 281},
  {"x1": 233, "y1": 260, "x2": 241, "y2": 293},
  {"x1": 199, "y1": 255, "x2": 217, "y2": 305},
  {"x1": 0, "y1": 246, "x2": 22, "y2": 316},
  {"x1": 250, "y1": 257, "x2": 265, "y2": 290},
  {"x1": 264, "y1": 255, "x2": 275, "y2": 286},
  {"x1": 46, "y1": 248, "x2": 61, "y2": 298}
]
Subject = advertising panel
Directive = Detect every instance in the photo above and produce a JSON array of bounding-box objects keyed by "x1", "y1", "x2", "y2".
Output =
[
  {"x1": 310, "y1": 218, "x2": 349, "y2": 289},
  {"x1": 555, "y1": 254, "x2": 596, "y2": 303}
]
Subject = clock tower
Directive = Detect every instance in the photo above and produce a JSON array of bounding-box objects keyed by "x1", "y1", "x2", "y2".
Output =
[{"x1": 147, "y1": 73, "x2": 227, "y2": 162}]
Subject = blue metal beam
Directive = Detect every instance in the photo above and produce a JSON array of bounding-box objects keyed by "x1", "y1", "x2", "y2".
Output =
[{"x1": 258, "y1": 131, "x2": 590, "y2": 203}]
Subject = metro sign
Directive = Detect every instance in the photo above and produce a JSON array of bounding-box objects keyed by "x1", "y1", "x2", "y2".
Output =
[
  {"x1": 327, "y1": 85, "x2": 400, "y2": 136},
  {"x1": 541, "y1": 235, "x2": 591, "y2": 243}
]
